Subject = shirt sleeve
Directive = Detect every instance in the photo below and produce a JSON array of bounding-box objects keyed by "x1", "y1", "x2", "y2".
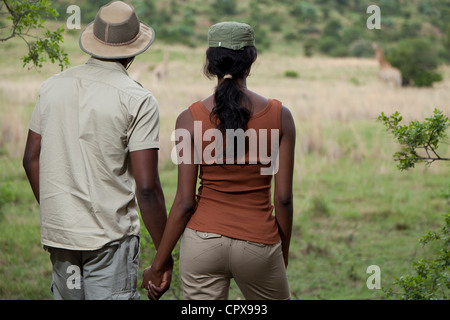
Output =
[
  {"x1": 127, "y1": 94, "x2": 160, "y2": 152},
  {"x1": 28, "y1": 94, "x2": 41, "y2": 134}
]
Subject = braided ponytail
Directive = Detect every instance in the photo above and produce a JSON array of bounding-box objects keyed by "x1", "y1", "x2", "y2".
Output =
[{"x1": 203, "y1": 46, "x2": 258, "y2": 132}]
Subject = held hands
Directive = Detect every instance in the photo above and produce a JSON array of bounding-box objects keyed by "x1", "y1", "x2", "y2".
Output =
[{"x1": 141, "y1": 257, "x2": 174, "y2": 300}]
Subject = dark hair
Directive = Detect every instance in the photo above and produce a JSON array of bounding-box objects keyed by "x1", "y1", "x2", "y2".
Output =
[{"x1": 203, "y1": 46, "x2": 258, "y2": 132}]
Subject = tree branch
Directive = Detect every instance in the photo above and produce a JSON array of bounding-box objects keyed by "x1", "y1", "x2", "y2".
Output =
[{"x1": 0, "y1": 0, "x2": 70, "y2": 70}]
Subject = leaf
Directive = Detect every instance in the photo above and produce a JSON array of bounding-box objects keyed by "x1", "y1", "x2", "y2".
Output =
[{"x1": 2, "y1": 0, "x2": 70, "y2": 70}]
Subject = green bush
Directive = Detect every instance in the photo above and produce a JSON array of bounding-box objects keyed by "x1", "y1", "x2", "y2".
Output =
[
  {"x1": 379, "y1": 110, "x2": 450, "y2": 300},
  {"x1": 290, "y1": 2, "x2": 318, "y2": 23},
  {"x1": 400, "y1": 20, "x2": 422, "y2": 38},
  {"x1": 413, "y1": 70, "x2": 444, "y2": 87},
  {"x1": 158, "y1": 24, "x2": 195, "y2": 47},
  {"x1": 377, "y1": 109, "x2": 449, "y2": 171},
  {"x1": 349, "y1": 39, "x2": 374, "y2": 58},
  {"x1": 443, "y1": 23, "x2": 450, "y2": 62},
  {"x1": 303, "y1": 37, "x2": 317, "y2": 57},
  {"x1": 322, "y1": 19, "x2": 342, "y2": 39},
  {"x1": 386, "y1": 38, "x2": 443, "y2": 87},
  {"x1": 283, "y1": 29, "x2": 302, "y2": 42},
  {"x1": 385, "y1": 213, "x2": 450, "y2": 300},
  {"x1": 284, "y1": 70, "x2": 299, "y2": 78},
  {"x1": 213, "y1": 0, "x2": 238, "y2": 16},
  {"x1": 318, "y1": 37, "x2": 348, "y2": 57},
  {"x1": 341, "y1": 27, "x2": 363, "y2": 45}
]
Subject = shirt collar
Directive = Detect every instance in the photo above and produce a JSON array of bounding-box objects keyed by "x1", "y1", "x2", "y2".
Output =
[{"x1": 86, "y1": 57, "x2": 129, "y2": 75}]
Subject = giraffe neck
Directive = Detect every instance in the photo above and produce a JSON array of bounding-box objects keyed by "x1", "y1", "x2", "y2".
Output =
[{"x1": 376, "y1": 49, "x2": 391, "y2": 69}]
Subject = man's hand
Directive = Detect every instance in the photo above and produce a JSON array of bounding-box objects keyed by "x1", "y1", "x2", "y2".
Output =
[{"x1": 141, "y1": 258, "x2": 174, "y2": 300}]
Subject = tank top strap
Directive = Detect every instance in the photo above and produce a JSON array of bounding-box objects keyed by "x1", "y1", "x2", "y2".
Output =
[
  {"x1": 188, "y1": 101, "x2": 210, "y2": 123},
  {"x1": 249, "y1": 99, "x2": 283, "y2": 131},
  {"x1": 270, "y1": 99, "x2": 283, "y2": 130}
]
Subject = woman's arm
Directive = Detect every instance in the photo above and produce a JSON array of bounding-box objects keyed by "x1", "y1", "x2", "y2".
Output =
[
  {"x1": 274, "y1": 106, "x2": 296, "y2": 268},
  {"x1": 142, "y1": 109, "x2": 198, "y2": 299}
]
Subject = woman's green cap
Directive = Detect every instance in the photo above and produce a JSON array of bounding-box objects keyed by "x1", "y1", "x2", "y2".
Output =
[{"x1": 208, "y1": 22, "x2": 255, "y2": 50}]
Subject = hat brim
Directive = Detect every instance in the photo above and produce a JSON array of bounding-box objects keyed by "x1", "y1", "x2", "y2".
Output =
[{"x1": 79, "y1": 22, "x2": 155, "y2": 59}]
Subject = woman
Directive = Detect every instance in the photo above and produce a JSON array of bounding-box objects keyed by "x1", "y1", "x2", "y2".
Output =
[{"x1": 143, "y1": 21, "x2": 296, "y2": 300}]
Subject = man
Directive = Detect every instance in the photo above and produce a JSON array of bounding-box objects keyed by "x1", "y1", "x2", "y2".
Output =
[{"x1": 23, "y1": 1, "x2": 172, "y2": 300}]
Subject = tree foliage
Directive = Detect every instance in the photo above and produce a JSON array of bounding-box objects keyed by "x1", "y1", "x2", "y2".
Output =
[
  {"x1": 0, "y1": 0, "x2": 69, "y2": 70},
  {"x1": 378, "y1": 109, "x2": 449, "y2": 170},
  {"x1": 384, "y1": 213, "x2": 450, "y2": 300},
  {"x1": 386, "y1": 39, "x2": 443, "y2": 87},
  {"x1": 380, "y1": 109, "x2": 450, "y2": 300},
  {"x1": 44, "y1": 0, "x2": 450, "y2": 62}
]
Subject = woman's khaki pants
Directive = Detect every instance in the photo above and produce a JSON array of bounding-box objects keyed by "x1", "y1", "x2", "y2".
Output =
[{"x1": 180, "y1": 228, "x2": 290, "y2": 300}]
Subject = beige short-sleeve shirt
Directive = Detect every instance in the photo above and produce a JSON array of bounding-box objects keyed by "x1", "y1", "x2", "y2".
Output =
[{"x1": 29, "y1": 57, "x2": 160, "y2": 250}]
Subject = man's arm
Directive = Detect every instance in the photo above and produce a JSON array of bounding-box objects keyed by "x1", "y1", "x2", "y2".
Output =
[
  {"x1": 142, "y1": 109, "x2": 198, "y2": 300},
  {"x1": 130, "y1": 149, "x2": 172, "y2": 299},
  {"x1": 130, "y1": 149, "x2": 167, "y2": 250},
  {"x1": 23, "y1": 130, "x2": 41, "y2": 203}
]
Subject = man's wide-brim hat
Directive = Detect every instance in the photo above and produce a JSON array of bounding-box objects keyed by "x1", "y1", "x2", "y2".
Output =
[{"x1": 79, "y1": 1, "x2": 155, "y2": 59}]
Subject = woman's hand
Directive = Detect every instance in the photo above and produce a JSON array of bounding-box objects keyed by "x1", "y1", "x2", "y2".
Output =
[{"x1": 141, "y1": 258, "x2": 173, "y2": 300}]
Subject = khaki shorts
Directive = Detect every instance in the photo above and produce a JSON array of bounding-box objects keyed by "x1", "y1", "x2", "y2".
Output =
[
  {"x1": 179, "y1": 228, "x2": 290, "y2": 300},
  {"x1": 46, "y1": 235, "x2": 140, "y2": 300}
]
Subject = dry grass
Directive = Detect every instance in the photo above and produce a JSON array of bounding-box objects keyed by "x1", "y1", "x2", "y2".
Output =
[
  {"x1": 1, "y1": 41, "x2": 449, "y2": 165},
  {"x1": 138, "y1": 49, "x2": 450, "y2": 167}
]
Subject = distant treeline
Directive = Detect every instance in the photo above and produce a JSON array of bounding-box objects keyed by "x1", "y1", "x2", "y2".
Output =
[{"x1": 52, "y1": 0, "x2": 450, "y2": 62}]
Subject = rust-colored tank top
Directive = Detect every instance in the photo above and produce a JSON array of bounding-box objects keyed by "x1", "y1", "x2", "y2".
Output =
[{"x1": 186, "y1": 99, "x2": 282, "y2": 244}]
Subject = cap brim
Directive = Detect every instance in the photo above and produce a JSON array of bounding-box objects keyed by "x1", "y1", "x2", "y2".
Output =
[{"x1": 79, "y1": 22, "x2": 155, "y2": 59}]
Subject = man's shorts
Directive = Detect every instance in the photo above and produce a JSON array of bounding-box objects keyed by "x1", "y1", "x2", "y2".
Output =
[{"x1": 46, "y1": 235, "x2": 140, "y2": 300}]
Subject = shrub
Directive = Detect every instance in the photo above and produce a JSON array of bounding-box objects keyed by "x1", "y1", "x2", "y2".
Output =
[
  {"x1": 328, "y1": 46, "x2": 348, "y2": 57},
  {"x1": 349, "y1": 39, "x2": 374, "y2": 58},
  {"x1": 303, "y1": 37, "x2": 317, "y2": 57},
  {"x1": 379, "y1": 110, "x2": 449, "y2": 300},
  {"x1": 213, "y1": 0, "x2": 238, "y2": 16},
  {"x1": 377, "y1": 109, "x2": 449, "y2": 170},
  {"x1": 284, "y1": 70, "x2": 299, "y2": 78},
  {"x1": 443, "y1": 23, "x2": 450, "y2": 62},
  {"x1": 283, "y1": 29, "x2": 302, "y2": 42},
  {"x1": 386, "y1": 39, "x2": 443, "y2": 87},
  {"x1": 413, "y1": 70, "x2": 444, "y2": 87},
  {"x1": 290, "y1": 2, "x2": 318, "y2": 23},
  {"x1": 158, "y1": 24, "x2": 195, "y2": 47},
  {"x1": 322, "y1": 19, "x2": 342, "y2": 39},
  {"x1": 341, "y1": 27, "x2": 363, "y2": 45},
  {"x1": 318, "y1": 37, "x2": 347, "y2": 56},
  {"x1": 384, "y1": 213, "x2": 450, "y2": 300}
]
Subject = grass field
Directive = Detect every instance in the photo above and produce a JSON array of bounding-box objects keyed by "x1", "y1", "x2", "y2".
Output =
[{"x1": 0, "y1": 30, "x2": 449, "y2": 300}]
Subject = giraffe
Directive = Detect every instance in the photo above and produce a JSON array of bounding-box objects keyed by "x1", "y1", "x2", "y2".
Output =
[
  {"x1": 152, "y1": 48, "x2": 169, "y2": 83},
  {"x1": 372, "y1": 42, "x2": 402, "y2": 88}
]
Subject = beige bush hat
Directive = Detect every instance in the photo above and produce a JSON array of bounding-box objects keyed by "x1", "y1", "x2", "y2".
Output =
[{"x1": 79, "y1": 1, "x2": 155, "y2": 59}]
